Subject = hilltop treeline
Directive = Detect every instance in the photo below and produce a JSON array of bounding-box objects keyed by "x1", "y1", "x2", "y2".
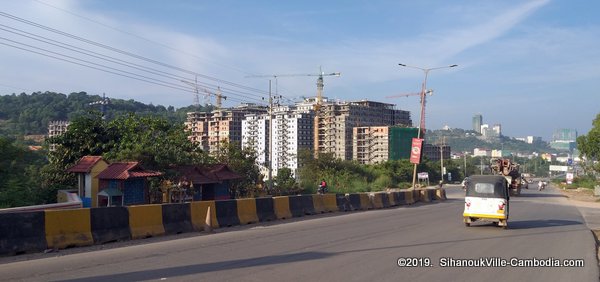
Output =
[{"x1": 0, "y1": 91, "x2": 209, "y2": 136}]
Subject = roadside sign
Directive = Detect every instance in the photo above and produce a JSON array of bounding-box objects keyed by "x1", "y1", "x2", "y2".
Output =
[
  {"x1": 410, "y1": 138, "x2": 423, "y2": 164},
  {"x1": 566, "y1": 173, "x2": 574, "y2": 185}
]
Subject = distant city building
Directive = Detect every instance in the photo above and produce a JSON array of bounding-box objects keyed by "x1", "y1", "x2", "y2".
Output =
[
  {"x1": 541, "y1": 153, "x2": 555, "y2": 162},
  {"x1": 353, "y1": 126, "x2": 424, "y2": 165},
  {"x1": 242, "y1": 106, "x2": 314, "y2": 178},
  {"x1": 185, "y1": 104, "x2": 267, "y2": 154},
  {"x1": 241, "y1": 114, "x2": 270, "y2": 176},
  {"x1": 316, "y1": 99, "x2": 411, "y2": 160},
  {"x1": 472, "y1": 114, "x2": 482, "y2": 133},
  {"x1": 525, "y1": 136, "x2": 542, "y2": 144},
  {"x1": 423, "y1": 143, "x2": 450, "y2": 162},
  {"x1": 550, "y1": 128, "x2": 577, "y2": 152},
  {"x1": 492, "y1": 124, "x2": 502, "y2": 136},
  {"x1": 48, "y1": 120, "x2": 70, "y2": 151},
  {"x1": 480, "y1": 123, "x2": 500, "y2": 138},
  {"x1": 552, "y1": 128, "x2": 578, "y2": 141},
  {"x1": 271, "y1": 109, "x2": 314, "y2": 177},
  {"x1": 353, "y1": 126, "x2": 389, "y2": 164},
  {"x1": 473, "y1": 148, "x2": 490, "y2": 157},
  {"x1": 491, "y1": 150, "x2": 512, "y2": 158}
]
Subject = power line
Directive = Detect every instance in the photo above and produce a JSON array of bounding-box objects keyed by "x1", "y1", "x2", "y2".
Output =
[
  {"x1": 33, "y1": 0, "x2": 257, "y2": 76},
  {"x1": 0, "y1": 38, "x2": 259, "y2": 105},
  {"x1": 0, "y1": 11, "x2": 271, "y2": 102}
]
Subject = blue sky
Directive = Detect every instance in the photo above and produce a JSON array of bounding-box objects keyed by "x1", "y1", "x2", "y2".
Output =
[{"x1": 1, "y1": 0, "x2": 598, "y2": 141}]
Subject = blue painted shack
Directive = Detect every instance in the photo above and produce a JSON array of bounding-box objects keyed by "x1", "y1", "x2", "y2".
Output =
[{"x1": 97, "y1": 162, "x2": 162, "y2": 206}]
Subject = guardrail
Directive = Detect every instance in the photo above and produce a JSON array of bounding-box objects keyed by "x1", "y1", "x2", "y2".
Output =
[{"x1": 0, "y1": 188, "x2": 445, "y2": 256}]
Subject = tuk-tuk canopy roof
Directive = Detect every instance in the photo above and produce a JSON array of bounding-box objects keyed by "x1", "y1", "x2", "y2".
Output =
[{"x1": 466, "y1": 175, "x2": 509, "y2": 198}]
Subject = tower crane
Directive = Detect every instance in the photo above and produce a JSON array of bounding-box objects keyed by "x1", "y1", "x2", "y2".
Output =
[
  {"x1": 386, "y1": 89, "x2": 433, "y2": 130},
  {"x1": 180, "y1": 77, "x2": 226, "y2": 109},
  {"x1": 247, "y1": 67, "x2": 340, "y2": 158},
  {"x1": 246, "y1": 67, "x2": 340, "y2": 110}
]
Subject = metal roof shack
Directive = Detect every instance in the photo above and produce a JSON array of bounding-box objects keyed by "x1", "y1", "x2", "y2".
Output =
[
  {"x1": 97, "y1": 162, "x2": 162, "y2": 180},
  {"x1": 97, "y1": 162, "x2": 162, "y2": 206},
  {"x1": 171, "y1": 164, "x2": 242, "y2": 201},
  {"x1": 173, "y1": 164, "x2": 242, "y2": 185},
  {"x1": 66, "y1": 156, "x2": 105, "y2": 173}
]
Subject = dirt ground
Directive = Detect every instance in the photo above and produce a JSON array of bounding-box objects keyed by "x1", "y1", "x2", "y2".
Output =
[{"x1": 559, "y1": 187, "x2": 600, "y2": 203}]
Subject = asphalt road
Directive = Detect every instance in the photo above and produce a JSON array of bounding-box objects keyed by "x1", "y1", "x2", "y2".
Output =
[{"x1": 1, "y1": 185, "x2": 598, "y2": 282}]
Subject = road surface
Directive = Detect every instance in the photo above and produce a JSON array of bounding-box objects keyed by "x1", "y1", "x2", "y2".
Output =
[{"x1": 1, "y1": 185, "x2": 597, "y2": 281}]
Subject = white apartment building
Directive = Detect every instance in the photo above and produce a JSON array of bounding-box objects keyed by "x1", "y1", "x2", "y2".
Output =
[
  {"x1": 272, "y1": 109, "x2": 314, "y2": 177},
  {"x1": 241, "y1": 107, "x2": 314, "y2": 179},
  {"x1": 241, "y1": 114, "x2": 270, "y2": 176}
]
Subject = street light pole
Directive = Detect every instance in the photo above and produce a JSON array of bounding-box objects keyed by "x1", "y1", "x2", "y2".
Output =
[{"x1": 399, "y1": 63, "x2": 457, "y2": 188}]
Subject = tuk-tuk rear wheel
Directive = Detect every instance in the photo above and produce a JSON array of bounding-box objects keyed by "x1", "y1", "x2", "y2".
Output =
[{"x1": 465, "y1": 222, "x2": 470, "y2": 227}]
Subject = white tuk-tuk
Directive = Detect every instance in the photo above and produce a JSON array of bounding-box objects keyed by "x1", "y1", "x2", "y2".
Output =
[{"x1": 463, "y1": 175, "x2": 510, "y2": 229}]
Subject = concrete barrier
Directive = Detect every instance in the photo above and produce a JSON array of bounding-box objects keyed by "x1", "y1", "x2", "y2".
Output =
[
  {"x1": 288, "y1": 195, "x2": 305, "y2": 217},
  {"x1": 336, "y1": 194, "x2": 352, "y2": 211},
  {"x1": 90, "y1": 207, "x2": 130, "y2": 244},
  {"x1": 190, "y1": 201, "x2": 218, "y2": 231},
  {"x1": 0, "y1": 211, "x2": 47, "y2": 255},
  {"x1": 418, "y1": 189, "x2": 431, "y2": 203},
  {"x1": 162, "y1": 203, "x2": 193, "y2": 235},
  {"x1": 322, "y1": 194, "x2": 338, "y2": 212},
  {"x1": 387, "y1": 192, "x2": 397, "y2": 207},
  {"x1": 404, "y1": 189, "x2": 419, "y2": 205},
  {"x1": 128, "y1": 205, "x2": 165, "y2": 239},
  {"x1": 288, "y1": 195, "x2": 316, "y2": 216},
  {"x1": 300, "y1": 195, "x2": 316, "y2": 215},
  {"x1": 215, "y1": 199, "x2": 240, "y2": 227},
  {"x1": 370, "y1": 193, "x2": 384, "y2": 209},
  {"x1": 347, "y1": 194, "x2": 362, "y2": 211},
  {"x1": 255, "y1": 197, "x2": 276, "y2": 222},
  {"x1": 273, "y1": 196, "x2": 292, "y2": 219},
  {"x1": 312, "y1": 195, "x2": 326, "y2": 213},
  {"x1": 436, "y1": 188, "x2": 447, "y2": 200},
  {"x1": 359, "y1": 193, "x2": 372, "y2": 210},
  {"x1": 236, "y1": 198, "x2": 259, "y2": 225},
  {"x1": 45, "y1": 209, "x2": 93, "y2": 250}
]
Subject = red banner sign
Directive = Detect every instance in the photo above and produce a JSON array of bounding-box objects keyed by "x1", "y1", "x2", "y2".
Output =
[{"x1": 410, "y1": 138, "x2": 423, "y2": 164}]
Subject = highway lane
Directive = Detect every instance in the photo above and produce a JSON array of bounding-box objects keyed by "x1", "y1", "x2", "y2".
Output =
[{"x1": 1, "y1": 186, "x2": 597, "y2": 282}]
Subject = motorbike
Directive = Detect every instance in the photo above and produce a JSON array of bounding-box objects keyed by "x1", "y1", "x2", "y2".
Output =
[{"x1": 317, "y1": 185, "x2": 328, "y2": 194}]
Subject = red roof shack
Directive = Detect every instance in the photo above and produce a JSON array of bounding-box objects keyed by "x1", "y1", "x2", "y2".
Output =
[
  {"x1": 66, "y1": 156, "x2": 109, "y2": 208},
  {"x1": 97, "y1": 162, "x2": 162, "y2": 206},
  {"x1": 173, "y1": 164, "x2": 242, "y2": 200}
]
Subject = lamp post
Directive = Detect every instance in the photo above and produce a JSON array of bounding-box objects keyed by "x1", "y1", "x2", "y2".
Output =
[{"x1": 398, "y1": 63, "x2": 457, "y2": 188}]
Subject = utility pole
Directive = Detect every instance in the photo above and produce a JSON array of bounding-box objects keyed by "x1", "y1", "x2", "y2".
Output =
[
  {"x1": 89, "y1": 93, "x2": 110, "y2": 119},
  {"x1": 464, "y1": 153, "x2": 467, "y2": 178},
  {"x1": 399, "y1": 63, "x2": 457, "y2": 188},
  {"x1": 267, "y1": 80, "x2": 273, "y2": 193},
  {"x1": 440, "y1": 136, "x2": 445, "y2": 182}
]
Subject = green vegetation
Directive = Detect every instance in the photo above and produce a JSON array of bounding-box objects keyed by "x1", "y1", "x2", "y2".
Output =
[
  {"x1": 0, "y1": 137, "x2": 47, "y2": 208},
  {"x1": 426, "y1": 128, "x2": 555, "y2": 155},
  {"x1": 2, "y1": 92, "x2": 593, "y2": 207},
  {"x1": 0, "y1": 91, "x2": 210, "y2": 137},
  {"x1": 296, "y1": 149, "x2": 458, "y2": 194},
  {"x1": 553, "y1": 174, "x2": 598, "y2": 189},
  {"x1": 577, "y1": 113, "x2": 600, "y2": 176}
]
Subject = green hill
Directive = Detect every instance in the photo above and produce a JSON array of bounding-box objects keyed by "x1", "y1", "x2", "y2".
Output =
[
  {"x1": 0, "y1": 91, "x2": 210, "y2": 137},
  {"x1": 425, "y1": 128, "x2": 556, "y2": 155}
]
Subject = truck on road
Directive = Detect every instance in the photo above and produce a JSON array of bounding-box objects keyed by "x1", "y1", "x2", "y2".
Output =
[{"x1": 490, "y1": 158, "x2": 523, "y2": 196}]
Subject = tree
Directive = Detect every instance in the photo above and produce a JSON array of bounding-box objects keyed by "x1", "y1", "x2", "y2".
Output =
[
  {"x1": 215, "y1": 140, "x2": 261, "y2": 198},
  {"x1": 274, "y1": 167, "x2": 298, "y2": 195},
  {"x1": 44, "y1": 112, "x2": 211, "y2": 191},
  {"x1": 0, "y1": 137, "x2": 47, "y2": 207},
  {"x1": 577, "y1": 113, "x2": 600, "y2": 175}
]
